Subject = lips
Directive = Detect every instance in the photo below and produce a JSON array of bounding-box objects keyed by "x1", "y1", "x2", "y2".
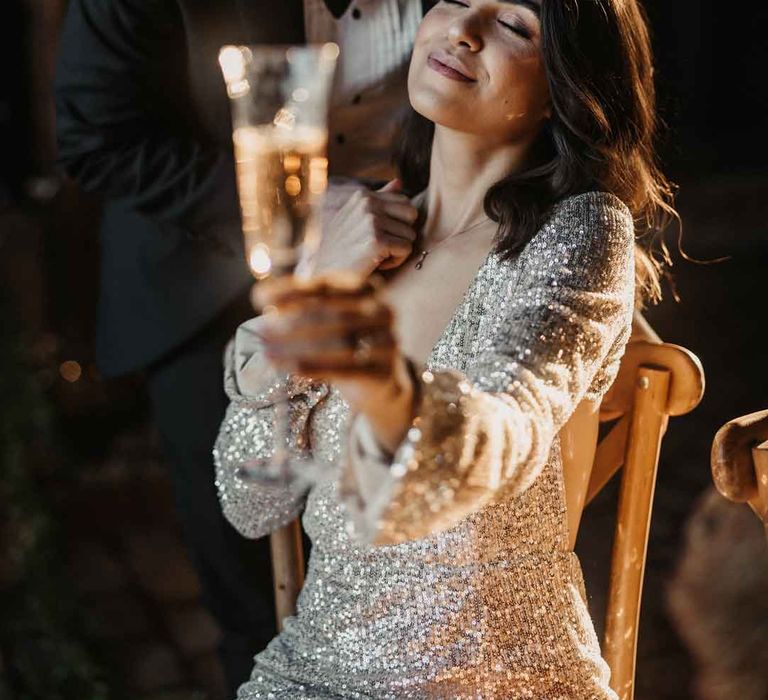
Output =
[{"x1": 427, "y1": 50, "x2": 476, "y2": 83}]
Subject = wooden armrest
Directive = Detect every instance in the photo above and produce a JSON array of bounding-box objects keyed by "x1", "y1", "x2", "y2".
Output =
[
  {"x1": 711, "y1": 409, "x2": 768, "y2": 503},
  {"x1": 599, "y1": 312, "x2": 663, "y2": 422},
  {"x1": 600, "y1": 341, "x2": 704, "y2": 420}
]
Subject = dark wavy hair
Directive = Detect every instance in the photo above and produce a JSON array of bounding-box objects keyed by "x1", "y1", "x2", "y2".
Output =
[{"x1": 395, "y1": 0, "x2": 677, "y2": 307}]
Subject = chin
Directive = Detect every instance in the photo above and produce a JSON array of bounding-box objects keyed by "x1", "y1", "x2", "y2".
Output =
[{"x1": 408, "y1": 82, "x2": 478, "y2": 133}]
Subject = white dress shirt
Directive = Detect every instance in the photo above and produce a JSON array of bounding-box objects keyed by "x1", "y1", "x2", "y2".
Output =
[{"x1": 304, "y1": 0, "x2": 422, "y2": 180}]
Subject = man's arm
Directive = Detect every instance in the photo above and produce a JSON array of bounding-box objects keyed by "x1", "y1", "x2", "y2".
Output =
[{"x1": 54, "y1": 0, "x2": 239, "y2": 237}]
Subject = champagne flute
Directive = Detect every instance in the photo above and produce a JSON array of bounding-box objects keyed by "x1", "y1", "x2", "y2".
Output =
[{"x1": 219, "y1": 43, "x2": 338, "y2": 484}]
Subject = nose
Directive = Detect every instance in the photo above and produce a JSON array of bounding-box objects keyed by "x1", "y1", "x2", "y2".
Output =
[{"x1": 447, "y1": 13, "x2": 483, "y2": 52}]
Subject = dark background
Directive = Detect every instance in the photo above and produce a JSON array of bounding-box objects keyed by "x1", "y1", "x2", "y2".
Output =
[{"x1": 1, "y1": 1, "x2": 766, "y2": 698}]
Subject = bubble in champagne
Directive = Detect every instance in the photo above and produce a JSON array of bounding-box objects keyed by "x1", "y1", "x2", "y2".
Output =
[
  {"x1": 233, "y1": 125, "x2": 329, "y2": 276},
  {"x1": 285, "y1": 175, "x2": 301, "y2": 196},
  {"x1": 219, "y1": 46, "x2": 249, "y2": 97},
  {"x1": 249, "y1": 243, "x2": 273, "y2": 278}
]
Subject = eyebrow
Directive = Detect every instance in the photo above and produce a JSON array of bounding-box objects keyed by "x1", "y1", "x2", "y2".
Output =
[{"x1": 499, "y1": 0, "x2": 541, "y2": 17}]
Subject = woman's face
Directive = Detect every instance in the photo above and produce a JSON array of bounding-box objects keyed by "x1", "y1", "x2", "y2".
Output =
[{"x1": 408, "y1": 0, "x2": 550, "y2": 144}]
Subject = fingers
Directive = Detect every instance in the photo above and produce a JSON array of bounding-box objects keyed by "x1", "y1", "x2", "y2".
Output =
[
  {"x1": 371, "y1": 196, "x2": 419, "y2": 226},
  {"x1": 368, "y1": 199, "x2": 418, "y2": 271},
  {"x1": 266, "y1": 335, "x2": 397, "y2": 371},
  {"x1": 377, "y1": 255, "x2": 408, "y2": 271},
  {"x1": 292, "y1": 364, "x2": 395, "y2": 381},
  {"x1": 377, "y1": 178, "x2": 402, "y2": 193},
  {"x1": 256, "y1": 282, "x2": 392, "y2": 341},
  {"x1": 255, "y1": 280, "x2": 399, "y2": 376},
  {"x1": 371, "y1": 233, "x2": 413, "y2": 271},
  {"x1": 253, "y1": 272, "x2": 369, "y2": 310},
  {"x1": 375, "y1": 231, "x2": 413, "y2": 260},
  {"x1": 358, "y1": 184, "x2": 419, "y2": 226},
  {"x1": 377, "y1": 215, "x2": 418, "y2": 242},
  {"x1": 265, "y1": 322, "x2": 397, "y2": 377},
  {"x1": 261, "y1": 303, "x2": 392, "y2": 344}
]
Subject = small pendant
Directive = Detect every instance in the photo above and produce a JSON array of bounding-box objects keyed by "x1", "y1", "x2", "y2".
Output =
[{"x1": 415, "y1": 250, "x2": 428, "y2": 270}]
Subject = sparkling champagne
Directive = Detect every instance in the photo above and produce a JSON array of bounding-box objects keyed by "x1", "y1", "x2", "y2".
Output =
[{"x1": 233, "y1": 125, "x2": 328, "y2": 277}]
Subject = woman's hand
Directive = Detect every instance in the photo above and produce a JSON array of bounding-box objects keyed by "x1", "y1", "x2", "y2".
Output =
[
  {"x1": 253, "y1": 274, "x2": 416, "y2": 454},
  {"x1": 311, "y1": 179, "x2": 420, "y2": 278}
]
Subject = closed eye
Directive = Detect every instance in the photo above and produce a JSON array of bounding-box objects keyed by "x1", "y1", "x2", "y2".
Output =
[
  {"x1": 498, "y1": 19, "x2": 532, "y2": 39},
  {"x1": 441, "y1": 1, "x2": 533, "y2": 40}
]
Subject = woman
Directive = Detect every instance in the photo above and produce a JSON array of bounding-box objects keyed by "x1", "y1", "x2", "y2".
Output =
[{"x1": 215, "y1": 0, "x2": 675, "y2": 696}]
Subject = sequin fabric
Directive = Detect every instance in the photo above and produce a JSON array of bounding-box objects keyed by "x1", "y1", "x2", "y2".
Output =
[{"x1": 214, "y1": 192, "x2": 635, "y2": 699}]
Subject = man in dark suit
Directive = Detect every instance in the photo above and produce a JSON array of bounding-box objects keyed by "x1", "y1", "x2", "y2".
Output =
[{"x1": 55, "y1": 0, "x2": 435, "y2": 691}]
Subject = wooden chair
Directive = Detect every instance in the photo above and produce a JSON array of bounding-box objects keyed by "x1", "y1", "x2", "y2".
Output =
[
  {"x1": 268, "y1": 311, "x2": 705, "y2": 700},
  {"x1": 711, "y1": 408, "x2": 768, "y2": 531},
  {"x1": 564, "y1": 312, "x2": 704, "y2": 699}
]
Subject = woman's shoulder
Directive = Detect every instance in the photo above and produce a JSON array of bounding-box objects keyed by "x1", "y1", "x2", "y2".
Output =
[
  {"x1": 519, "y1": 191, "x2": 634, "y2": 260},
  {"x1": 553, "y1": 190, "x2": 631, "y2": 213},
  {"x1": 506, "y1": 191, "x2": 635, "y2": 287},
  {"x1": 547, "y1": 191, "x2": 634, "y2": 237}
]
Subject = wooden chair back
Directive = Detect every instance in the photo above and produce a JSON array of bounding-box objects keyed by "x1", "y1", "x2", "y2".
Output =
[
  {"x1": 268, "y1": 312, "x2": 706, "y2": 700},
  {"x1": 559, "y1": 311, "x2": 664, "y2": 550},
  {"x1": 711, "y1": 408, "x2": 768, "y2": 529},
  {"x1": 561, "y1": 313, "x2": 705, "y2": 700}
]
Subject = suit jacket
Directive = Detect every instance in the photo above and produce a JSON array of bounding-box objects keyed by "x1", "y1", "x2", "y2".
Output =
[{"x1": 55, "y1": 0, "x2": 434, "y2": 376}]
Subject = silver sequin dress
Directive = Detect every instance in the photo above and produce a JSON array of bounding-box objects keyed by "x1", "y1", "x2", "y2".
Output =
[{"x1": 214, "y1": 192, "x2": 635, "y2": 699}]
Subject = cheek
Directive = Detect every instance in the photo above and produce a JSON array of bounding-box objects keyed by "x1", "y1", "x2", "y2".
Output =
[
  {"x1": 406, "y1": 51, "x2": 423, "y2": 111},
  {"x1": 411, "y1": 9, "x2": 441, "y2": 59},
  {"x1": 407, "y1": 33, "x2": 425, "y2": 88},
  {"x1": 408, "y1": 7, "x2": 454, "y2": 80},
  {"x1": 407, "y1": 23, "x2": 450, "y2": 114},
  {"x1": 487, "y1": 54, "x2": 549, "y2": 124},
  {"x1": 407, "y1": 23, "x2": 430, "y2": 91}
]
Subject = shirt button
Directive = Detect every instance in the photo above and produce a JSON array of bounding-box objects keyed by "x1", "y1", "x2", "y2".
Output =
[
  {"x1": 351, "y1": 7, "x2": 361, "y2": 19},
  {"x1": 336, "y1": 133, "x2": 346, "y2": 145}
]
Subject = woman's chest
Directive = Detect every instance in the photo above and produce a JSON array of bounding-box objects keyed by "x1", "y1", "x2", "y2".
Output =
[{"x1": 382, "y1": 235, "x2": 498, "y2": 365}]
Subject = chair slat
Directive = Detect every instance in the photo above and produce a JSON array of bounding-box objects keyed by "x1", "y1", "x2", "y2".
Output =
[
  {"x1": 586, "y1": 414, "x2": 630, "y2": 506},
  {"x1": 604, "y1": 366, "x2": 670, "y2": 700},
  {"x1": 269, "y1": 519, "x2": 305, "y2": 631}
]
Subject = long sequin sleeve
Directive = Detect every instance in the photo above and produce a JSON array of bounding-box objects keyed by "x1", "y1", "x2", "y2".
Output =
[
  {"x1": 342, "y1": 192, "x2": 636, "y2": 545},
  {"x1": 214, "y1": 317, "x2": 329, "y2": 539}
]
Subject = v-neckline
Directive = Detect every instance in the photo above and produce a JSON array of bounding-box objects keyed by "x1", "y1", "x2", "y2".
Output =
[
  {"x1": 423, "y1": 247, "x2": 497, "y2": 369},
  {"x1": 404, "y1": 189, "x2": 498, "y2": 368}
]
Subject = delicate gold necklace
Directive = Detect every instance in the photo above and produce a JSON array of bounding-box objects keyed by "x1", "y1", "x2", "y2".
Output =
[{"x1": 414, "y1": 215, "x2": 490, "y2": 270}]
